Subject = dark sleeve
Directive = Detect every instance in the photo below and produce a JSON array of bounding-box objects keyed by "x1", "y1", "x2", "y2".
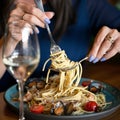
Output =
[
  {"x1": 87, "y1": 0, "x2": 120, "y2": 34},
  {"x1": 0, "y1": 71, "x2": 16, "y2": 92}
]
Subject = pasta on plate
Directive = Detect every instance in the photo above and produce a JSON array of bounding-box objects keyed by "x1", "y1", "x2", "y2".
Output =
[{"x1": 24, "y1": 50, "x2": 107, "y2": 115}]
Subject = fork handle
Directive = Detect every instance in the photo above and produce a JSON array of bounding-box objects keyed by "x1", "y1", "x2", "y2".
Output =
[
  {"x1": 34, "y1": 0, "x2": 44, "y2": 12},
  {"x1": 34, "y1": 0, "x2": 56, "y2": 46}
]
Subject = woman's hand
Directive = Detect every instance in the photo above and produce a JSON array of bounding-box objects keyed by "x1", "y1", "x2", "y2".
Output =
[
  {"x1": 88, "y1": 26, "x2": 120, "y2": 63},
  {"x1": 7, "y1": 1, "x2": 54, "y2": 41}
]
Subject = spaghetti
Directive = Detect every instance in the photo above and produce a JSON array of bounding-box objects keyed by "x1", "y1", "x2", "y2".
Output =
[
  {"x1": 42, "y1": 50, "x2": 84, "y2": 90},
  {"x1": 24, "y1": 50, "x2": 106, "y2": 115}
]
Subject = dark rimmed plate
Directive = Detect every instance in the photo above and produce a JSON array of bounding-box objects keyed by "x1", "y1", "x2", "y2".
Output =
[{"x1": 4, "y1": 78, "x2": 120, "y2": 120}]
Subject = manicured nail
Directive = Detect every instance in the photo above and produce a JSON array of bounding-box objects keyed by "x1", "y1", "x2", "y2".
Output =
[
  {"x1": 44, "y1": 18, "x2": 51, "y2": 24},
  {"x1": 100, "y1": 57, "x2": 106, "y2": 62},
  {"x1": 93, "y1": 58, "x2": 99, "y2": 63},
  {"x1": 88, "y1": 55, "x2": 95, "y2": 62}
]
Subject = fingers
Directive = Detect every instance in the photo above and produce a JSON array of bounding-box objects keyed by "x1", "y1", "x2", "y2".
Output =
[
  {"x1": 9, "y1": 2, "x2": 54, "y2": 28},
  {"x1": 8, "y1": 20, "x2": 29, "y2": 41},
  {"x1": 45, "y1": 12, "x2": 55, "y2": 19},
  {"x1": 88, "y1": 26, "x2": 110, "y2": 62},
  {"x1": 22, "y1": 11, "x2": 54, "y2": 28},
  {"x1": 88, "y1": 26, "x2": 120, "y2": 63},
  {"x1": 102, "y1": 38, "x2": 120, "y2": 60},
  {"x1": 7, "y1": 1, "x2": 54, "y2": 42},
  {"x1": 17, "y1": 2, "x2": 54, "y2": 26},
  {"x1": 96, "y1": 29, "x2": 119, "y2": 60},
  {"x1": 23, "y1": 13, "x2": 45, "y2": 28}
]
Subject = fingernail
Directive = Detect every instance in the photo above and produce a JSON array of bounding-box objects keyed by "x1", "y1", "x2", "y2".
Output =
[
  {"x1": 100, "y1": 57, "x2": 106, "y2": 62},
  {"x1": 93, "y1": 58, "x2": 99, "y2": 63},
  {"x1": 88, "y1": 55, "x2": 95, "y2": 62},
  {"x1": 44, "y1": 18, "x2": 51, "y2": 24}
]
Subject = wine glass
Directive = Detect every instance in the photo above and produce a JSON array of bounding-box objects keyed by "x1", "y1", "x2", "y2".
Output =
[{"x1": 2, "y1": 23, "x2": 40, "y2": 120}]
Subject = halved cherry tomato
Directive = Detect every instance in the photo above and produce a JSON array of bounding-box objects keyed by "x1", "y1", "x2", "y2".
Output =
[
  {"x1": 81, "y1": 81, "x2": 91, "y2": 87},
  {"x1": 84, "y1": 101, "x2": 98, "y2": 111},
  {"x1": 30, "y1": 105, "x2": 44, "y2": 114}
]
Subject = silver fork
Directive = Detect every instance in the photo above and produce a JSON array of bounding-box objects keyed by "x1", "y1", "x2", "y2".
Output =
[{"x1": 34, "y1": 0, "x2": 61, "y2": 54}]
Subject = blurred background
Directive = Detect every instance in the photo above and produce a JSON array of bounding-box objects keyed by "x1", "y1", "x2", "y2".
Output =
[{"x1": 109, "y1": 0, "x2": 120, "y2": 9}]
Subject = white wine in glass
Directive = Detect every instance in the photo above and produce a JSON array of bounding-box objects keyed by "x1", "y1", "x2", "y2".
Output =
[{"x1": 2, "y1": 25, "x2": 40, "y2": 120}]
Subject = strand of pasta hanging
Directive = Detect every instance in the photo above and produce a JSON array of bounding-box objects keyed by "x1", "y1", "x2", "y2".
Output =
[{"x1": 42, "y1": 50, "x2": 84, "y2": 91}]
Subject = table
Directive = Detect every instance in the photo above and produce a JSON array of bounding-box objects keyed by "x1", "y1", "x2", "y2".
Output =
[{"x1": 0, "y1": 61, "x2": 120, "y2": 120}]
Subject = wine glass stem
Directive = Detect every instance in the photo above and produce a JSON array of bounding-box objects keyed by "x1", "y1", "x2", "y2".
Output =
[{"x1": 17, "y1": 79, "x2": 25, "y2": 120}]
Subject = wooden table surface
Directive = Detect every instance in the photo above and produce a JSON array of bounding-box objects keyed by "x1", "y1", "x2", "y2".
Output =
[{"x1": 0, "y1": 61, "x2": 120, "y2": 120}]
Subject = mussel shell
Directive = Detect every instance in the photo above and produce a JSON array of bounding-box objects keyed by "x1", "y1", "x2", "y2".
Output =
[
  {"x1": 51, "y1": 101, "x2": 65, "y2": 116},
  {"x1": 24, "y1": 77, "x2": 46, "y2": 92},
  {"x1": 65, "y1": 102, "x2": 74, "y2": 115},
  {"x1": 88, "y1": 82, "x2": 104, "y2": 93}
]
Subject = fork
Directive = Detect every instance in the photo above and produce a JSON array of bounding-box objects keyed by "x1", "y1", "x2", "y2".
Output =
[
  {"x1": 34, "y1": 0, "x2": 61, "y2": 54},
  {"x1": 34, "y1": 0, "x2": 88, "y2": 71}
]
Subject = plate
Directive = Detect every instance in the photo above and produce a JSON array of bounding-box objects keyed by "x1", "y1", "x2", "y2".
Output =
[{"x1": 4, "y1": 78, "x2": 120, "y2": 120}]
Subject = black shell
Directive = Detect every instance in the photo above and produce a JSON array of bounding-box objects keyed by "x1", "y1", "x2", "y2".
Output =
[
  {"x1": 88, "y1": 82, "x2": 103, "y2": 93},
  {"x1": 65, "y1": 102, "x2": 74, "y2": 115},
  {"x1": 51, "y1": 101, "x2": 65, "y2": 116},
  {"x1": 24, "y1": 78, "x2": 46, "y2": 92}
]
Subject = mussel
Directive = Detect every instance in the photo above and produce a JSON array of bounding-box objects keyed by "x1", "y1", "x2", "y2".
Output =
[
  {"x1": 51, "y1": 101, "x2": 65, "y2": 116},
  {"x1": 88, "y1": 82, "x2": 103, "y2": 93},
  {"x1": 65, "y1": 102, "x2": 74, "y2": 115},
  {"x1": 24, "y1": 78, "x2": 46, "y2": 91},
  {"x1": 51, "y1": 101, "x2": 74, "y2": 115}
]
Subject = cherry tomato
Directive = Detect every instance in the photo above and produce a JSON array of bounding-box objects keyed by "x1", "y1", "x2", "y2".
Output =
[
  {"x1": 82, "y1": 81, "x2": 91, "y2": 87},
  {"x1": 30, "y1": 105, "x2": 44, "y2": 114},
  {"x1": 84, "y1": 101, "x2": 98, "y2": 111}
]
